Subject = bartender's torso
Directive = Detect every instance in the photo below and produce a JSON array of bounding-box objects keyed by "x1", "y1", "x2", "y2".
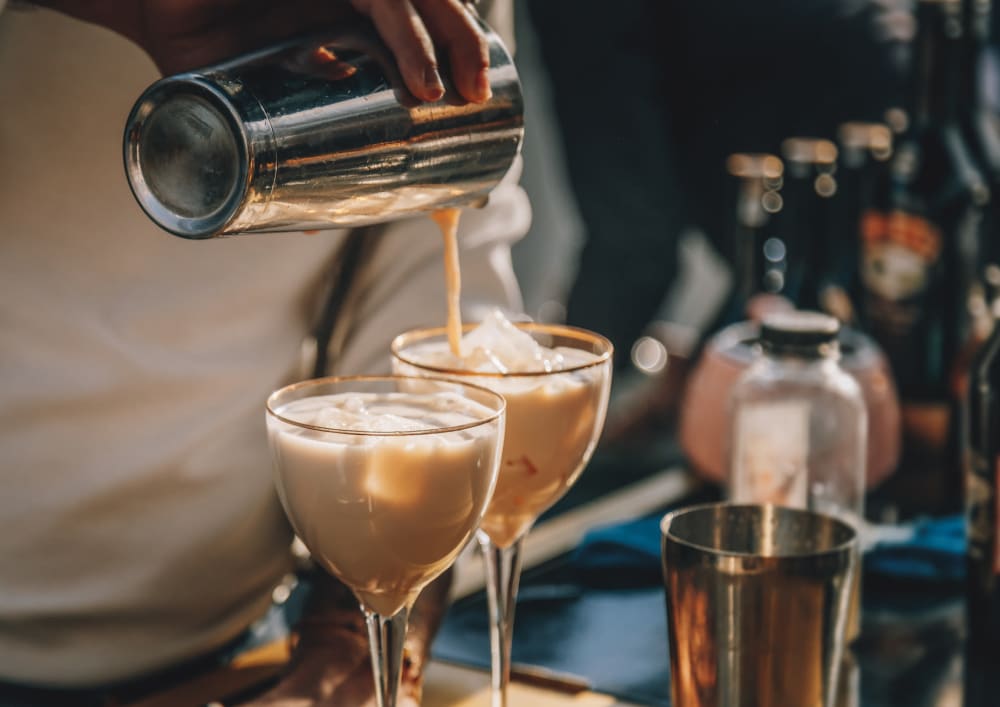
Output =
[
  {"x1": 0, "y1": 4, "x2": 343, "y2": 685},
  {"x1": 0, "y1": 0, "x2": 522, "y2": 687}
]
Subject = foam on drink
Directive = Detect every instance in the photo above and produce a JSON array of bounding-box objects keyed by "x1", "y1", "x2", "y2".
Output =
[{"x1": 268, "y1": 391, "x2": 501, "y2": 615}]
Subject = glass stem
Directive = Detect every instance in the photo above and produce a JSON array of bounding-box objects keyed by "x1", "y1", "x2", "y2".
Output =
[
  {"x1": 364, "y1": 604, "x2": 411, "y2": 707},
  {"x1": 480, "y1": 534, "x2": 525, "y2": 707}
]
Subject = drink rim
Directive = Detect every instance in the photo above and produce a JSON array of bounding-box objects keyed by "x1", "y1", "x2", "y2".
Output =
[
  {"x1": 660, "y1": 502, "x2": 859, "y2": 559},
  {"x1": 266, "y1": 374, "x2": 506, "y2": 436},
  {"x1": 390, "y1": 322, "x2": 614, "y2": 378}
]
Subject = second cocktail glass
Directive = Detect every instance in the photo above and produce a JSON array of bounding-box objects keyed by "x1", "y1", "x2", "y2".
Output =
[
  {"x1": 266, "y1": 376, "x2": 506, "y2": 707},
  {"x1": 392, "y1": 323, "x2": 613, "y2": 707}
]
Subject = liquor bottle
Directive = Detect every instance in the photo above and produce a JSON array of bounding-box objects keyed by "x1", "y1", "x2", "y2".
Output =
[
  {"x1": 964, "y1": 302, "x2": 1000, "y2": 706},
  {"x1": 776, "y1": 137, "x2": 840, "y2": 311},
  {"x1": 693, "y1": 152, "x2": 791, "y2": 346},
  {"x1": 858, "y1": 0, "x2": 989, "y2": 515},
  {"x1": 726, "y1": 153, "x2": 786, "y2": 303},
  {"x1": 834, "y1": 122, "x2": 894, "y2": 324}
]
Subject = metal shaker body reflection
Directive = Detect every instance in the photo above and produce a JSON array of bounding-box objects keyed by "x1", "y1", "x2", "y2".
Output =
[
  {"x1": 661, "y1": 504, "x2": 858, "y2": 707},
  {"x1": 123, "y1": 19, "x2": 524, "y2": 239}
]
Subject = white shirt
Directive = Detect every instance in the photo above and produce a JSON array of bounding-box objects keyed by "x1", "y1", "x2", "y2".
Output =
[{"x1": 0, "y1": 4, "x2": 527, "y2": 686}]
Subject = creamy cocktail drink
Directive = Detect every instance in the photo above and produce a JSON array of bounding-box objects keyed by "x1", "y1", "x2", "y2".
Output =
[
  {"x1": 391, "y1": 312, "x2": 612, "y2": 707},
  {"x1": 269, "y1": 388, "x2": 501, "y2": 613},
  {"x1": 393, "y1": 312, "x2": 611, "y2": 547},
  {"x1": 266, "y1": 377, "x2": 505, "y2": 707}
]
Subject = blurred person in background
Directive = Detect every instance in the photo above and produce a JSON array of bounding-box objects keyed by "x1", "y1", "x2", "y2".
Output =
[
  {"x1": 527, "y1": 0, "x2": 911, "y2": 370},
  {"x1": 0, "y1": 1, "x2": 528, "y2": 705}
]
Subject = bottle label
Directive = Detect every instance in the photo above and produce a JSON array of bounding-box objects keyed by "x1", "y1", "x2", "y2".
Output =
[
  {"x1": 731, "y1": 400, "x2": 810, "y2": 508},
  {"x1": 859, "y1": 203, "x2": 972, "y2": 396},
  {"x1": 860, "y1": 209, "x2": 941, "y2": 306}
]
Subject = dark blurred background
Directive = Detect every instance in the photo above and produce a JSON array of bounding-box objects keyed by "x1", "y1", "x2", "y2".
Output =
[{"x1": 511, "y1": 0, "x2": 913, "y2": 360}]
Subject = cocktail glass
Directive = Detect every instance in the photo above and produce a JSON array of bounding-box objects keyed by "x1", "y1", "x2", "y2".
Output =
[
  {"x1": 391, "y1": 324, "x2": 613, "y2": 706},
  {"x1": 266, "y1": 376, "x2": 506, "y2": 707}
]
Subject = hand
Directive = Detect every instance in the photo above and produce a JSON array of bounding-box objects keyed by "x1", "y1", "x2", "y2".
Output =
[
  {"x1": 236, "y1": 571, "x2": 451, "y2": 706},
  {"x1": 238, "y1": 641, "x2": 422, "y2": 707},
  {"x1": 34, "y1": 0, "x2": 491, "y2": 103}
]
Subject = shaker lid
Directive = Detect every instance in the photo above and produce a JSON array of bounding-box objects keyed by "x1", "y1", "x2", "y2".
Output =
[
  {"x1": 760, "y1": 311, "x2": 839, "y2": 352},
  {"x1": 124, "y1": 78, "x2": 250, "y2": 239}
]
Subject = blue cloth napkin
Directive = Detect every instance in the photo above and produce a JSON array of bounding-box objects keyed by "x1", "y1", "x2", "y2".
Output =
[
  {"x1": 570, "y1": 512, "x2": 966, "y2": 587},
  {"x1": 571, "y1": 515, "x2": 662, "y2": 572},
  {"x1": 863, "y1": 513, "x2": 965, "y2": 585}
]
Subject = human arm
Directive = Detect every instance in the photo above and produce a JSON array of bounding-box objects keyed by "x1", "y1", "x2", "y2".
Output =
[
  {"x1": 30, "y1": 0, "x2": 491, "y2": 103},
  {"x1": 240, "y1": 571, "x2": 451, "y2": 706}
]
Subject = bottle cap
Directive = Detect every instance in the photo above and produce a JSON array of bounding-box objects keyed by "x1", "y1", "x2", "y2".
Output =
[
  {"x1": 760, "y1": 311, "x2": 840, "y2": 353},
  {"x1": 780, "y1": 138, "x2": 838, "y2": 167},
  {"x1": 726, "y1": 153, "x2": 784, "y2": 227},
  {"x1": 780, "y1": 138, "x2": 838, "y2": 194},
  {"x1": 726, "y1": 153, "x2": 784, "y2": 181},
  {"x1": 837, "y1": 122, "x2": 893, "y2": 164}
]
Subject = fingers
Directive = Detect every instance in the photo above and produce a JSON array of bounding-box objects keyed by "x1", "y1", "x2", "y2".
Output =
[
  {"x1": 412, "y1": 0, "x2": 490, "y2": 102},
  {"x1": 352, "y1": 0, "x2": 490, "y2": 103},
  {"x1": 352, "y1": 0, "x2": 445, "y2": 102}
]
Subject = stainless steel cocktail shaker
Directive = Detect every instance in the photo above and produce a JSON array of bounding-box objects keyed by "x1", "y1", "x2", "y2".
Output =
[{"x1": 123, "y1": 19, "x2": 524, "y2": 239}]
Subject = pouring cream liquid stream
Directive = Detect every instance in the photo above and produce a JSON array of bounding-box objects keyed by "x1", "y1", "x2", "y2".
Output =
[
  {"x1": 431, "y1": 208, "x2": 464, "y2": 356},
  {"x1": 396, "y1": 216, "x2": 611, "y2": 547}
]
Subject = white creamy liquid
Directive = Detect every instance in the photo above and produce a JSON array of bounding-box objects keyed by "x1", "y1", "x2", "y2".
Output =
[
  {"x1": 394, "y1": 317, "x2": 611, "y2": 548},
  {"x1": 268, "y1": 391, "x2": 501, "y2": 615}
]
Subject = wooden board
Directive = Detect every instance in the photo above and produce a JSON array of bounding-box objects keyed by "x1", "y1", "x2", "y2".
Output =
[
  {"x1": 126, "y1": 641, "x2": 644, "y2": 706},
  {"x1": 423, "y1": 661, "x2": 644, "y2": 707}
]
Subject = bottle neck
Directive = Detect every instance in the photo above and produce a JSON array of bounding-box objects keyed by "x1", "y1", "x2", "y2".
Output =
[
  {"x1": 773, "y1": 167, "x2": 836, "y2": 309},
  {"x1": 733, "y1": 178, "x2": 768, "y2": 299},
  {"x1": 912, "y1": 1, "x2": 965, "y2": 126},
  {"x1": 729, "y1": 163, "x2": 783, "y2": 299}
]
